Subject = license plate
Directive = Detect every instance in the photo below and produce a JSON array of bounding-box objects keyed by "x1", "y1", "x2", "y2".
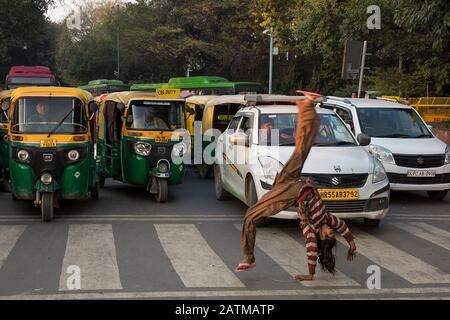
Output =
[
  {"x1": 319, "y1": 189, "x2": 360, "y2": 201},
  {"x1": 155, "y1": 136, "x2": 168, "y2": 143},
  {"x1": 407, "y1": 170, "x2": 436, "y2": 177},
  {"x1": 40, "y1": 139, "x2": 57, "y2": 148}
]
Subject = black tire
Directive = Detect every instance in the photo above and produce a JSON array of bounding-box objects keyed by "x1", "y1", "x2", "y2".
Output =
[
  {"x1": 11, "y1": 192, "x2": 18, "y2": 201},
  {"x1": 91, "y1": 181, "x2": 100, "y2": 200},
  {"x1": 247, "y1": 177, "x2": 267, "y2": 227},
  {"x1": 364, "y1": 218, "x2": 381, "y2": 227},
  {"x1": 427, "y1": 190, "x2": 448, "y2": 201},
  {"x1": 214, "y1": 164, "x2": 231, "y2": 200},
  {"x1": 41, "y1": 193, "x2": 54, "y2": 223},
  {"x1": 155, "y1": 178, "x2": 168, "y2": 203},
  {"x1": 199, "y1": 163, "x2": 212, "y2": 179},
  {"x1": 99, "y1": 173, "x2": 106, "y2": 189}
]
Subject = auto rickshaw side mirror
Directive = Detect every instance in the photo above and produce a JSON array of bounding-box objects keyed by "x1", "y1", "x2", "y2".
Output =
[
  {"x1": 185, "y1": 105, "x2": 196, "y2": 116},
  {"x1": 1, "y1": 103, "x2": 9, "y2": 112},
  {"x1": 89, "y1": 101, "x2": 99, "y2": 114},
  {"x1": 357, "y1": 133, "x2": 371, "y2": 146}
]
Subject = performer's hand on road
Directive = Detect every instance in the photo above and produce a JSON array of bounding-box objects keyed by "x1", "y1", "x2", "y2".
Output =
[
  {"x1": 294, "y1": 274, "x2": 314, "y2": 282},
  {"x1": 347, "y1": 240, "x2": 357, "y2": 261}
]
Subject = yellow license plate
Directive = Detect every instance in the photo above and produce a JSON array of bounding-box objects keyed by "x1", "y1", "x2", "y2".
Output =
[
  {"x1": 40, "y1": 139, "x2": 57, "y2": 148},
  {"x1": 319, "y1": 189, "x2": 359, "y2": 201},
  {"x1": 155, "y1": 136, "x2": 169, "y2": 143}
]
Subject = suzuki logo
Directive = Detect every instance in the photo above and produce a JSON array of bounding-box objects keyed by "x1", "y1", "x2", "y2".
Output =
[
  {"x1": 417, "y1": 157, "x2": 425, "y2": 165},
  {"x1": 334, "y1": 165, "x2": 342, "y2": 173},
  {"x1": 331, "y1": 177, "x2": 341, "y2": 186}
]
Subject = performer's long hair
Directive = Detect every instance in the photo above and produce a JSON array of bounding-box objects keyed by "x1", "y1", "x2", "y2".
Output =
[{"x1": 317, "y1": 237, "x2": 337, "y2": 274}]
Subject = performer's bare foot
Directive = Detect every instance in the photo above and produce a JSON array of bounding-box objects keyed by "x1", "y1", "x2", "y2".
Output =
[
  {"x1": 294, "y1": 274, "x2": 314, "y2": 282},
  {"x1": 235, "y1": 262, "x2": 256, "y2": 273}
]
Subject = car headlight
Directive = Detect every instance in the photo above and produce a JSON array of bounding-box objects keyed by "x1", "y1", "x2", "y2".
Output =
[
  {"x1": 258, "y1": 156, "x2": 283, "y2": 183},
  {"x1": 68, "y1": 150, "x2": 80, "y2": 161},
  {"x1": 40, "y1": 173, "x2": 53, "y2": 185},
  {"x1": 445, "y1": 146, "x2": 450, "y2": 165},
  {"x1": 17, "y1": 150, "x2": 30, "y2": 162},
  {"x1": 373, "y1": 157, "x2": 387, "y2": 184},
  {"x1": 134, "y1": 142, "x2": 152, "y2": 157},
  {"x1": 369, "y1": 144, "x2": 395, "y2": 165},
  {"x1": 172, "y1": 142, "x2": 187, "y2": 158}
]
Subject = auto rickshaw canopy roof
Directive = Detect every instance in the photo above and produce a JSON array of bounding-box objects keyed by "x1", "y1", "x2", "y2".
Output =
[
  {"x1": 102, "y1": 91, "x2": 159, "y2": 106},
  {"x1": 0, "y1": 89, "x2": 13, "y2": 99},
  {"x1": 185, "y1": 95, "x2": 219, "y2": 106},
  {"x1": 10, "y1": 87, "x2": 94, "y2": 104}
]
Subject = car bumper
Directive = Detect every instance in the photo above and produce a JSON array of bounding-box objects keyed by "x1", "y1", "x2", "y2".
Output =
[
  {"x1": 390, "y1": 183, "x2": 450, "y2": 191},
  {"x1": 274, "y1": 207, "x2": 389, "y2": 220}
]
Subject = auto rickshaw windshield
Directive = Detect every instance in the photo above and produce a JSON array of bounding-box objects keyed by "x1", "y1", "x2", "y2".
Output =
[
  {"x1": 12, "y1": 97, "x2": 88, "y2": 134},
  {"x1": 126, "y1": 100, "x2": 184, "y2": 131}
]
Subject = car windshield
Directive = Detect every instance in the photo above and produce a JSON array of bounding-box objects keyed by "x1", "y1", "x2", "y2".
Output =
[
  {"x1": 259, "y1": 113, "x2": 356, "y2": 146},
  {"x1": 357, "y1": 108, "x2": 432, "y2": 138},
  {"x1": 126, "y1": 100, "x2": 183, "y2": 131},
  {"x1": 12, "y1": 97, "x2": 87, "y2": 134}
]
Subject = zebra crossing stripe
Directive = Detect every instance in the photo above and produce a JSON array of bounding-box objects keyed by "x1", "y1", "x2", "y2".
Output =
[
  {"x1": 0, "y1": 226, "x2": 26, "y2": 270},
  {"x1": 389, "y1": 222, "x2": 450, "y2": 251},
  {"x1": 235, "y1": 225, "x2": 359, "y2": 287},
  {"x1": 155, "y1": 224, "x2": 244, "y2": 288},
  {"x1": 339, "y1": 228, "x2": 450, "y2": 284},
  {"x1": 59, "y1": 224, "x2": 123, "y2": 291}
]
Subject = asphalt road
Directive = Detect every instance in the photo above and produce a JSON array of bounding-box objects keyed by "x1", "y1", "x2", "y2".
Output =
[{"x1": 0, "y1": 168, "x2": 449, "y2": 300}]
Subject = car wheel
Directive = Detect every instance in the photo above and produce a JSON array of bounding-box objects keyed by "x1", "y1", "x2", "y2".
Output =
[
  {"x1": 214, "y1": 164, "x2": 231, "y2": 200},
  {"x1": 427, "y1": 190, "x2": 448, "y2": 201},
  {"x1": 364, "y1": 218, "x2": 381, "y2": 227},
  {"x1": 247, "y1": 177, "x2": 267, "y2": 227}
]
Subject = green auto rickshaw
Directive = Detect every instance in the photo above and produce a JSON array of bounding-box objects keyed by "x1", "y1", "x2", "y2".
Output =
[
  {"x1": 96, "y1": 90, "x2": 189, "y2": 203},
  {"x1": 8, "y1": 87, "x2": 99, "y2": 222},
  {"x1": 0, "y1": 90, "x2": 12, "y2": 191}
]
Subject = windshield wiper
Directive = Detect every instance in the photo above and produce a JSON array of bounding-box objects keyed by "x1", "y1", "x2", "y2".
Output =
[
  {"x1": 375, "y1": 134, "x2": 414, "y2": 138},
  {"x1": 47, "y1": 109, "x2": 74, "y2": 138},
  {"x1": 410, "y1": 134, "x2": 432, "y2": 138},
  {"x1": 314, "y1": 141, "x2": 355, "y2": 147}
]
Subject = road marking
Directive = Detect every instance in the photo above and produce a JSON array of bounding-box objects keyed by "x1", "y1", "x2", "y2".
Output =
[
  {"x1": 0, "y1": 225, "x2": 26, "y2": 269},
  {"x1": 234, "y1": 225, "x2": 359, "y2": 287},
  {"x1": 59, "y1": 224, "x2": 123, "y2": 291},
  {"x1": 155, "y1": 224, "x2": 244, "y2": 288},
  {"x1": 390, "y1": 222, "x2": 450, "y2": 251},
  {"x1": 339, "y1": 228, "x2": 450, "y2": 284},
  {"x1": 4, "y1": 286, "x2": 450, "y2": 300}
]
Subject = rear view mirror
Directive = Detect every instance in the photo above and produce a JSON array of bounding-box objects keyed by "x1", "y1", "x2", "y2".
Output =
[
  {"x1": 357, "y1": 133, "x2": 371, "y2": 146},
  {"x1": 89, "y1": 101, "x2": 99, "y2": 114},
  {"x1": 229, "y1": 133, "x2": 249, "y2": 146}
]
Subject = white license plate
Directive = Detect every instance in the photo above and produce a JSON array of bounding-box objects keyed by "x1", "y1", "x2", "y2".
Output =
[{"x1": 407, "y1": 170, "x2": 436, "y2": 177}]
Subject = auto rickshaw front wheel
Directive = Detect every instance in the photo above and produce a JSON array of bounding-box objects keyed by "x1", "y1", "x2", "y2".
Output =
[
  {"x1": 155, "y1": 178, "x2": 168, "y2": 203},
  {"x1": 41, "y1": 193, "x2": 54, "y2": 223},
  {"x1": 91, "y1": 180, "x2": 100, "y2": 200}
]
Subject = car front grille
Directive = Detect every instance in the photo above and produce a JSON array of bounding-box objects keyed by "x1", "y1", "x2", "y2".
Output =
[
  {"x1": 393, "y1": 154, "x2": 445, "y2": 168},
  {"x1": 301, "y1": 174, "x2": 368, "y2": 189},
  {"x1": 387, "y1": 173, "x2": 450, "y2": 185},
  {"x1": 323, "y1": 200, "x2": 367, "y2": 213}
]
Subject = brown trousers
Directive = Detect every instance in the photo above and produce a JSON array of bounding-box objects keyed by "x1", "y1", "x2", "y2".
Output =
[{"x1": 241, "y1": 100, "x2": 320, "y2": 263}]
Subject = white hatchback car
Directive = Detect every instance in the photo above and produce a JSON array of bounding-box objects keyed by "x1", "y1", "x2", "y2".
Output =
[
  {"x1": 215, "y1": 98, "x2": 390, "y2": 227},
  {"x1": 324, "y1": 98, "x2": 450, "y2": 200}
]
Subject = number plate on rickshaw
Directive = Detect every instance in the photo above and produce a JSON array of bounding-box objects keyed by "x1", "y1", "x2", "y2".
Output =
[
  {"x1": 40, "y1": 139, "x2": 57, "y2": 148},
  {"x1": 155, "y1": 136, "x2": 169, "y2": 143},
  {"x1": 319, "y1": 189, "x2": 359, "y2": 201}
]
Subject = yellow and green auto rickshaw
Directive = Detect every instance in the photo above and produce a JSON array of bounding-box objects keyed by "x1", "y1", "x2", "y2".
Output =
[
  {"x1": 0, "y1": 90, "x2": 13, "y2": 191},
  {"x1": 97, "y1": 89, "x2": 190, "y2": 203},
  {"x1": 185, "y1": 95, "x2": 218, "y2": 155},
  {"x1": 8, "y1": 87, "x2": 99, "y2": 222},
  {"x1": 197, "y1": 95, "x2": 247, "y2": 178}
]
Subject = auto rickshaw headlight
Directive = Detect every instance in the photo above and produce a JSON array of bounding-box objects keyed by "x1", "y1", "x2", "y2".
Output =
[
  {"x1": 68, "y1": 150, "x2": 80, "y2": 161},
  {"x1": 157, "y1": 160, "x2": 170, "y2": 173},
  {"x1": 172, "y1": 142, "x2": 187, "y2": 158},
  {"x1": 17, "y1": 150, "x2": 30, "y2": 162},
  {"x1": 134, "y1": 142, "x2": 152, "y2": 157},
  {"x1": 41, "y1": 173, "x2": 53, "y2": 185}
]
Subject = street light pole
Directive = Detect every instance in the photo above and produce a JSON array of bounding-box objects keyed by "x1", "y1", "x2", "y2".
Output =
[
  {"x1": 357, "y1": 40, "x2": 367, "y2": 98},
  {"x1": 268, "y1": 27, "x2": 274, "y2": 94},
  {"x1": 115, "y1": 3, "x2": 121, "y2": 79}
]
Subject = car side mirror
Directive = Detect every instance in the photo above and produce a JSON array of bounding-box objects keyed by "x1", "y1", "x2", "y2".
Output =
[
  {"x1": 357, "y1": 133, "x2": 371, "y2": 146},
  {"x1": 229, "y1": 133, "x2": 249, "y2": 146}
]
